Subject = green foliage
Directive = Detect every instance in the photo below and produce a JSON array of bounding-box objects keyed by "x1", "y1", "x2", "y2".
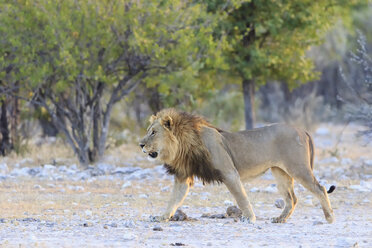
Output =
[
  {"x1": 0, "y1": 0, "x2": 224, "y2": 98},
  {"x1": 206, "y1": 0, "x2": 369, "y2": 89}
]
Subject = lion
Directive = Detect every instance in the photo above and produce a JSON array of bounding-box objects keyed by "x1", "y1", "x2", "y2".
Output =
[{"x1": 139, "y1": 108, "x2": 335, "y2": 224}]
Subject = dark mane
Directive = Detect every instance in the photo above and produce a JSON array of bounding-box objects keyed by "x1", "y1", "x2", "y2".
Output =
[{"x1": 160, "y1": 109, "x2": 224, "y2": 185}]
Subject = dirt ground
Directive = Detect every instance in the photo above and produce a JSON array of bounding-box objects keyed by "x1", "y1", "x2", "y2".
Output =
[{"x1": 0, "y1": 124, "x2": 371, "y2": 247}]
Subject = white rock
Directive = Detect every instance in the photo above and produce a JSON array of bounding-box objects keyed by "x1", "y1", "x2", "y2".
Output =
[
  {"x1": 44, "y1": 164, "x2": 56, "y2": 170},
  {"x1": 314, "y1": 137, "x2": 333, "y2": 149},
  {"x1": 224, "y1": 200, "x2": 234, "y2": 206},
  {"x1": 33, "y1": 184, "x2": 43, "y2": 189},
  {"x1": 360, "y1": 180, "x2": 372, "y2": 190},
  {"x1": 97, "y1": 163, "x2": 114, "y2": 174},
  {"x1": 319, "y1": 157, "x2": 339, "y2": 165},
  {"x1": 0, "y1": 163, "x2": 9, "y2": 174},
  {"x1": 74, "y1": 186, "x2": 84, "y2": 191},
  {"x1": 122, "y1": 233, "x2": 136, "y2": 241},
  {"x1": 58, "y1": 166, "x2": 68, "y2": 172},
  {"x1": 69, "y1": 164, "x2": 78, "y2": 171},
  {"x1": 123, "y1": 219, "x2": 135, "y2": 228},
  {"x1": 112, "y1": 167, "x2": 141, "y2": 175},
  {"x1": 250, "y1": 187, "x2": 260, "y2": 193},
  {"x1": 275, "y1": 199, "x2": 285, "y2": 209},
  {"x1": 194, "y1": 182, "x2": 204, "y2": 188},
  {"x1": 11, "y1": 167, "x2": 30, "y2": 177},
  {"x1": 363, "y1": 160, "x2": 372, "y2": 167},
  {"x1": 304, "y1": 199, "x2": 313, "y2": 206},
  {"x1": 315, "y1": 127, "x2": 330, "y2": 136},
  {"x1": 160, "y1": 186, "x2": 170, "y2": 192},
  {"x1": 126, "y1": 168, "x2": 153, "y2": 180},
  {"x1": 261, "y1": 170, "x2": 274, "y2": 180},
  {"x1": 20, "y1": 158, "x2": 34, "y2": 165},
  {"x1": 349, "y1": 184, "x2": 370, "y2": 192},
  {"x1": 341, "y1": 158, "x2": 352, "y2": 166},
  {"x1": 121, "y1": 181, "x2": 132, "y2": 189},
  {"x1": 139, "y1": 194, "x2": 149, "y2": 199},
  {"x1": 85, "y1": 210, "x2": 92, "y2": 216},
  {"x1": 262, "y1": 185, "x2": 278, "y2": 193}
]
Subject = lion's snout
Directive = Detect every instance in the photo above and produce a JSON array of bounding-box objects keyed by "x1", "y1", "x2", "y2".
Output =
[{"x1": 149, "y1": 152, "x2": 158, "y2": 158}]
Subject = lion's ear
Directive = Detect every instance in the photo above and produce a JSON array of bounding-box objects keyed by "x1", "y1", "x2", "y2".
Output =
[
  {"x1": 161, "y1": 115, "x2": 173, "y2": 130},
  {"x1": 149, "y1": 115, "x2": 157, "y2": 123}
]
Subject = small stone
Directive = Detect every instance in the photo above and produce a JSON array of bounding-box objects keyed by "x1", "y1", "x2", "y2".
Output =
[
  {"x1": 226, "y1": 206, "x2": 242, "y2": 218},
  {"x1": 121, "y1": 181, "x2": 132, "y2": 189},
  {"x1": 139, "y1": 194, "x2": 149, "y2": 199},
  {"x1": 33, "y1": 185, "x2": 43, "y2": 189},
  {"x1": 224, "y1": 200, "x2": 234, "y2": 206},
  {"x1": 123, "y1": 220, "x2": 135, "y2": 228},
  {"x1": 122, "y1": 233, "x2": 136, "y2": 240},
  {"x1": 104, "y1": 225, "x2": 108, "y2": 229},
  {"x1": 85, "y1": 210, "x2": 92, "y2": 216},
  {"x1": 304, "y1": 199, "x2": 313, "y2": 206},
  {"x1": 170, "y1": 243, "x2": 186, "y2": 246},
  {"x1": 161, "y1": 186, "x2": 170, "y2": 192},
  {"x1": 170, "y1": 210, "x2": 188, "y2": 221},
  {"x1": 275, "y1": 199, "x2": 285, "y2": 209},
  {"x1": 315, "y1": 127, "x2": 329, "y2": 136},
  {"x1": 313, "y1": 221, "x2": 323, "y2": 225},
  {"x1": 209, "y1": 214, "x2": 227, "y2": 219},
  {"x1": 250, "y1": 187, "x2": 260, "y2": 193},
  {"x1": 153, "y1": 226, "x2": 163, "y2": 231},
  {"x1": 110, "y1": 223, "x2": 118, "y2": 228}
]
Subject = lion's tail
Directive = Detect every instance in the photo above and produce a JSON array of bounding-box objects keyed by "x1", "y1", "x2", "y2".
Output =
[
  {"x1": 327, "y1": 185, "x2": 336, "y2": 194},
  {"x1": 305, "y1": 131, "x2": 314, "y2": 171},
  {"x1": 305, "y1": 131, "x2": 336, "y2": 194}
]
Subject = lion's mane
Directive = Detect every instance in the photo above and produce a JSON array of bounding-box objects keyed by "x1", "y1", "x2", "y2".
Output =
[{"x1": 155, "y1": 109, "x2": 223, "y2": 185}]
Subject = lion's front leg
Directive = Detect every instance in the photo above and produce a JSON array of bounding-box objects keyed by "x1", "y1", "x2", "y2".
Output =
[
  {"x1": 151, "y1": 176, "x2": 190, "y2": 222},
  {"x1": 224, "y1": 172, "x2": 256, "y2": 224}
]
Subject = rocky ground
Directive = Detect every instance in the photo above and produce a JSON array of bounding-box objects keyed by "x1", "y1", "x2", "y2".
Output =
[{"x1": 0, "y1": 124, "x2": 371, "y2": 247}]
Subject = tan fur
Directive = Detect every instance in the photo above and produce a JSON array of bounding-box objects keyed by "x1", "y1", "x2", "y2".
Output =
[{"x1": 140, "y1": 109, "x2": 335, "y2": 224}]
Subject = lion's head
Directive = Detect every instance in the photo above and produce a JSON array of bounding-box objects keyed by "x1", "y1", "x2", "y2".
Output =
[
  {"x1": 139, "y1": 108, "x2": 223, "y2": 184},
  {"x1": 139, "y1": 108, "x2": 179, "y2": 162}
]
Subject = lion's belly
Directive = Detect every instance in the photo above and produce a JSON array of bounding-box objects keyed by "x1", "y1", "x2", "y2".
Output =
[{"x1": 235, "y1": 160, "x2": 278, "y2": 181}]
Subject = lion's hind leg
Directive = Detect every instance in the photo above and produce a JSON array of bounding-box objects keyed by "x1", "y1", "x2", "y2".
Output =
[
  {"x1": 271, "y1": 167, "x2": 297, "y2": 223},
  {"x1": 291, "y1": 166, "x2": 335, "y2": 223}
]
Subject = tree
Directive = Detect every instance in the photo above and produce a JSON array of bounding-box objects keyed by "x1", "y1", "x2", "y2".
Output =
[
  {"x1": 0, "y1": 0, "x2": 223, "y2": 166},
  {"x1": 340, "y1": 32, "x2": 372, "y2": 140},
  {"x1": 207, "y1": 0, "x2": 367, "y2": 129}
]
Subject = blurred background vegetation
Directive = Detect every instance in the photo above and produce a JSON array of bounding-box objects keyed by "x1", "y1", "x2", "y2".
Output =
[{"x1": 0, "y1": 0, "x2": 371, "y2": 166}]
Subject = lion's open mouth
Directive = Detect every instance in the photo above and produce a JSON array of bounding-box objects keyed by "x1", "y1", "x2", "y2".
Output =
[{"x1": 149, "y1": 152, "x2": 158, "y2": 158}]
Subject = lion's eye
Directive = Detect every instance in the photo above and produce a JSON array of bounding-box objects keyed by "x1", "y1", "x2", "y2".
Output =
[{"x1": 151, "y1": 130, "x2": 156, "y2": 136}]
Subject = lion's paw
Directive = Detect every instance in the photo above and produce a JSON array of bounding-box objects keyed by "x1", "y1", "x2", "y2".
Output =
[
  {"x1": 271, "y1": 217, "x2": 287, "y2": 223},
  {"x1": 240, "y1": 216, "x2": 256, "y2": 224},
  {"x1": 149, "y1": 215, "x2": 169, "y2": 222}
]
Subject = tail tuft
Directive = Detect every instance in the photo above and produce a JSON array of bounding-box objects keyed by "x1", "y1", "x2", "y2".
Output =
[{"x1": 327, "y1": 185, "x2": 336, "y2": 194}]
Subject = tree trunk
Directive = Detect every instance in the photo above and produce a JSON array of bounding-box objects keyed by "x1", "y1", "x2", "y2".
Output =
[
  {"x1": 0, "y1": 99, "x2": 11, "y2": 156},
  {"x1": 10, "y1": 83, "x2": 20, "y2": 148},
  {"x1": 242, "y1": 79, "x2": 255, "y2": 130},
  {"x1": 90, "y1": 101, "x2": 101, "y2": 163}
]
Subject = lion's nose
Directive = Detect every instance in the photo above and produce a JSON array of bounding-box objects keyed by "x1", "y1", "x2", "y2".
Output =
[{"x1": 139, "y1": 143, "x2": 145, "y2": 149}]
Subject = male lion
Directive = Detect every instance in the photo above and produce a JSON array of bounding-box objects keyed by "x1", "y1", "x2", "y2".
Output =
[{"x1": 139, "y1": 108, "x2": 335, "y2": 224}]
